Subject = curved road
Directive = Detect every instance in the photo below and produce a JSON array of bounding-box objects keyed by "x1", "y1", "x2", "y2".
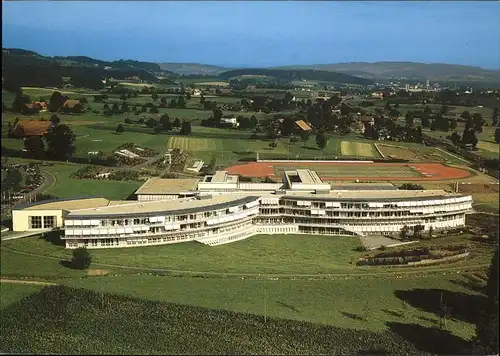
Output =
[{"x1": 31, "y1": 170, "x2": 57, "y2": 196}]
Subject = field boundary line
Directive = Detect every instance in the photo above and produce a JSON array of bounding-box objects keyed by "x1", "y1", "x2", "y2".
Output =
[
  {"x1": 373, "y1": 143, "x2": 385, "y2": 158},
  {"x1": 433, "y1": 147, "x2": 472, "y2": 165}
]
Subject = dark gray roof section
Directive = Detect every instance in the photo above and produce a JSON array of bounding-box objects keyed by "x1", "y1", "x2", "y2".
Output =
[
  {"x1": 329, "y1": 184, "x2": 397, "y2": 191},
  {"x1": 282, "y1": 194, "x2": 458, "y2": 203},
  {"x1": 69, "y1": 196, "x2": 260, "y2": 219},
  {"x1": 12, "y1": 196, "x2": 103, "y2": 211}
]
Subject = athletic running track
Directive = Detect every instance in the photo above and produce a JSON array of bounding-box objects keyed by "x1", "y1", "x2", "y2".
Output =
[{"x1": 224, "y1": 162, "x2": 472, "y2": 181}]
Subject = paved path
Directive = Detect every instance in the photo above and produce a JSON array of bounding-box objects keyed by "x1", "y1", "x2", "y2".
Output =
[{"x1": 0, "y1": 278, "x2": 57, "y2": 286}]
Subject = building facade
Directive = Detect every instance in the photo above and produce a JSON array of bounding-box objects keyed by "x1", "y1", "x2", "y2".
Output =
[{"x1": 11, "y1": 170, "x2": 474, "y2": 249}]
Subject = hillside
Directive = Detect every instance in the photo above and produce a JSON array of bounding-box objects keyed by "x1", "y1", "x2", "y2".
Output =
[
  {"x1": 1, "y1": 48, "x2": 176, "y2": 89},
  {"x1": 274, "y1": 62, "x2": 500, "y2": 83},
  {"x1": 218, "y1": 68, "x2": 374, "y2": 85},
  {"x1": 159, "y1": 62, "x2": 231, "y2": 76}
]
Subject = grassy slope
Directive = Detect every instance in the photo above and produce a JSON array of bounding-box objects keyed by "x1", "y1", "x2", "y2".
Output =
[
  {"x1": 0, "y1": 283, "x2": 44, "y2": 309},
  {"x1": 1, "y1": 285, "x2": 445, "y2": 355}
]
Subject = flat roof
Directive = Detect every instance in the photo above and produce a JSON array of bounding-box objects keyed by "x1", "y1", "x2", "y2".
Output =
[
  {"x1": 330, "y1": 183, "x2": 397, "y2": 191},
  {"x1": 14, "y1": 197, "x2": 110, "y2": 211},
  {"x1": 283, "y1": 189, "x2": 462, "y2": 202},
  {"x1": 68, "y1": 195, "x2": 260, "y2": 218},
  {"x1": 212, "y1": 171, "x2": 228, "y2": 183},
  {"x1": 135, "y1": 178, "x2": 200, "y2": 195}
]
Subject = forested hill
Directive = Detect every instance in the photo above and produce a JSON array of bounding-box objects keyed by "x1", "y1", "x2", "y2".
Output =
[
  {"x1": 2, "y1": 48, "x2": 175, "y2": 90},
  {"x1": 218, "y1": 68, "x2": 374, "y2": 85}
]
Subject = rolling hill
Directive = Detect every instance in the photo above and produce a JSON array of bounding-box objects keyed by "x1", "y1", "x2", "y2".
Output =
[
  {"x1": 273, "y1": 62, "x2": 500, "y2": 83},
  {"x1": 218, "y1": 68, "x2": 374, "y2": 85},
  {"x1": 159, "y1": 63, "x2": 231, "y2": 76}
]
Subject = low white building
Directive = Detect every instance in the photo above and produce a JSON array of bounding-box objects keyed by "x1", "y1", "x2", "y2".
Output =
[{"x1": 12, "y1": 169, "x2": 474, "y2": 249}]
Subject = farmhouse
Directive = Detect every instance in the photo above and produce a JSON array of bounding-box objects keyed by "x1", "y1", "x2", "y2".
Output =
[
  {"x1": 220, "y1": 116, "x2": 239, "y2": 127},
  {"x1": 12, "y1": 169, "x2": 474, "y2": 249},
  {"x1": 63, "y1": 99, "x2": 82, "y2": 109},
  {"x1": 295, "y1": 120, "x2": 312, "y2": 131},
  {"x1": 11, "y1": 120, "x2": 51, "y2": 138}
]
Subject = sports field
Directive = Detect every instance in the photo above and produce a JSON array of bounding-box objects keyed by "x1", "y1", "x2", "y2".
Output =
[
  {"x1": 225, "y1": 161, "x2": 472, "y2": 181},
  {"x1": 340, "y1": 141, "x2": 377, "y2": 157}
]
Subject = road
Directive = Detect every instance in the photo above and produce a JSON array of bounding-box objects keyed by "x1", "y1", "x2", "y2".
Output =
[{"x1": 31, "y1": 170, "x2": 57, "y2": 196}]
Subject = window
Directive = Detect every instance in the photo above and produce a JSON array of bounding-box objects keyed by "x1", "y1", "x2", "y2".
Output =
[
  {"x1": 43, "y1": 216, "x2": 56, "y2": 228},
  {"x1": 101, "y1": 220, "x2": 108, "y2": 227},
  {"x1": 29, "y1": 216, "x2": 42, "y2": 229}
]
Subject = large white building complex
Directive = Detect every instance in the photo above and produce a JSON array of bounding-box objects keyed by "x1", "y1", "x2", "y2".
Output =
[{"x1": 11, "y1": 169, "x2": 474, "y2": 249}]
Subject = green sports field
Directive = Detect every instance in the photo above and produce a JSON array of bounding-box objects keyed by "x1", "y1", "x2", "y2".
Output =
[{"x1": 273, "y1": 164, "x2": 422, "y2": 178}]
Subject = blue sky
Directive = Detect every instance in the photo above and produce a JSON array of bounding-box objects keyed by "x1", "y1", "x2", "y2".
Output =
[{"x1": 2, "y1": 1, "x2": 500, "y2": 69}]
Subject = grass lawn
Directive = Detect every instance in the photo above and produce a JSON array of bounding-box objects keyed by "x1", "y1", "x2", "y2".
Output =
[
  {"x1": 0, "y1": 157, "x2": 141, "y2": 200},
  {"x1": 0, "y1": 283, "x2": 44, "y2": 309},
  {"x1": 41, "y1": 163, "x2": 141, "y2": 199}
]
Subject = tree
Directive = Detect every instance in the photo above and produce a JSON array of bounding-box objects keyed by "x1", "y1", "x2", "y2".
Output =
[
  {"x1": 48, "y1": 91, "x2": 66, "y2": 112},
  {"x1": 177, "y1": 95, "x2": 186, "y2": 109},
  {"x1": 460, "y1": 110, "x2": 471, "y2": 120},
  {"x1": 150, "y1": 105, "x2": 159, "y2": 114},
  {"x1": 470, "y1": 133, "x2": 478, "y2": 148},
  {"x1": 2, "y1": 167, "x2": 23, "y2": 192},
  {"x1": 440, "y1": 105, "x2": 448, "y2": 115},
  {"x1": 472, "y1": 113, "x2": 485, "y2": 133},
  {"x1": 186, "y1": 92, "x2": 191, "y2": 100},
  {"x1": 473, "y1": 248, "x2": 499, "y2": 355},
  {"x1": 50, "y1": 114, "x2": 61, "y2": 127},
  {"x1": 24, "y1": 136, "x2": 46, "y2": 158},
  {"x1": 11, "y1": 91, "x2": 31, "y2": 113},
  {"x1": 450, "y1": 118, "x2": 457, "y2": 130},
  {"x1": 152, "y1": 92, "x2": 158, "y2": 101},
  {"x1": 121, "y1": 102, "x2": 129, "y2": 112},
  {"x1": 400, "y1": 225, "x2": 410, "y2": 239},
  {"x1": 495, "y1": 128, "x2": 500, "y2": 144},
  {"x1": 268, "y1": 141, "x2": 277, "y2": 149},
  {"x1": 116, "y1": 124, "x2": 124, "y2": 134},
  {"x1": 384, "y1": 101, "x2": 391, "y2": 111},
  {"x1": 413, "y1": 224, "x2": 425, "y2": 238},
  {"x1": 146, "y1": 118, "x2": 157, "y2": 128},
  {"x1": 71, "y1": 247, "x2": 92, "y2": 270},
  {"x1": 450, "y1": 132, "x2": 461, "y2": 146},
  {"x1": 159, "y1": 114, "x2": 172, "y2": 131},
  {"x1": 492, "y1": 107, "x2": 499, "y2": 127},
  {"x1": 250, "y1": 115, "x2": 258, "y2": 128},
  {"x1": 315, "y1": 132, "x2": 327, "y2": 151},
  {"x1": 72, "y1": 103, "x2": 84, "y2": 114},
  {"x1": 405, "y1": 112, "x2": 414, "y2": 127},
  {"x1": 428, "y1": 226, "x2": 434, "y2": 238},
  {"x1": 45, "y1": 124, "x2": 76, "y2": 160},
  {"x1": 112, "y1": 103, "x2": 121, "y2": 114},
  {"x1": 169, "y1": 117, "x2": 180, "y2": 130},
  {"x1": 180, "y1": 120, "x2": 192, "y2": 135},
  {"x1": 200, "y1": 94, "x2": 205, "y2": 105}
]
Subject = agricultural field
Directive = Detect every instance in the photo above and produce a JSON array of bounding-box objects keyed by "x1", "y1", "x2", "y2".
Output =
[
  {"x1": 0, "y1": 283, "x2": 44, "y2": 309},
  {"x1": 1, "y1": 283, "x2": 476, "y2": 355}
]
